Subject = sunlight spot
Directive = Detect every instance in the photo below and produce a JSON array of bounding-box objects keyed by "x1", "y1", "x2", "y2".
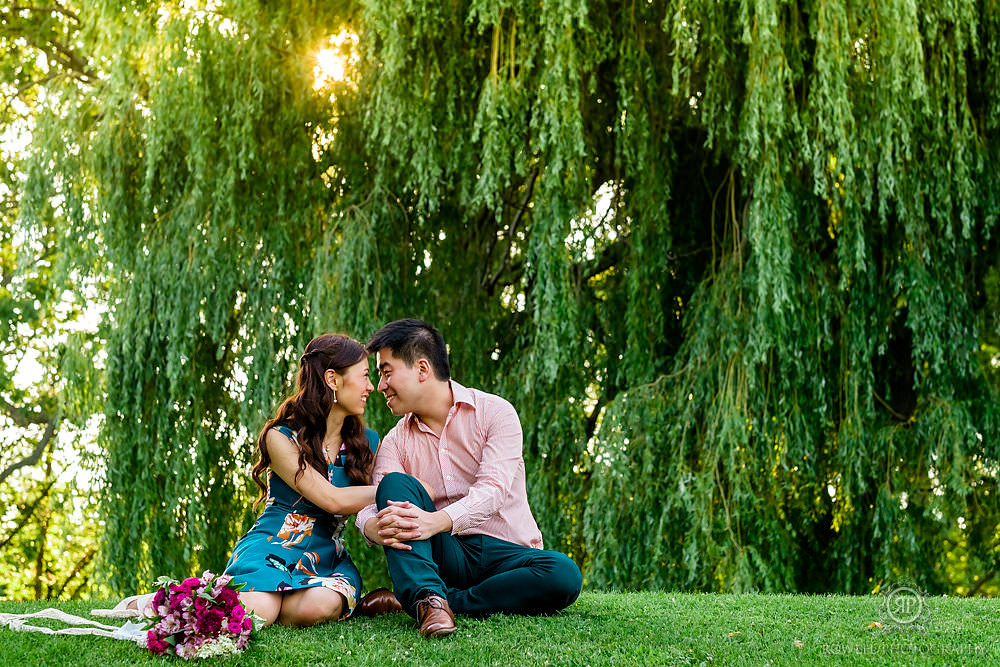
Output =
[
  {"x1": 313, "y1": 31, "x2": 359, "y2": 91},
  {"x1": 314, "y1": 48, "x2": 346, "y2": 87}
]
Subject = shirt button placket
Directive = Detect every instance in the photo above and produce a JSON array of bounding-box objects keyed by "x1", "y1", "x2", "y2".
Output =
[{"x1": 440, "y1": 434, "x2": 454, "y2": 498}]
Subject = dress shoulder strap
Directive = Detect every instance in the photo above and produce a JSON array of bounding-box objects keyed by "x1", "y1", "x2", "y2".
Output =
[
  {"x1": 272, "y1": 424, "x2": 296, "y2": 442},
  {"x1": 365, "y1": 428, "x2": 380, "y2": 455}
]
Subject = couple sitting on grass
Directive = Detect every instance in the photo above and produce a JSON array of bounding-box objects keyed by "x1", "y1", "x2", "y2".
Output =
[{"x1": 221, "y1": 318, "x2": 581, "y2": 638}]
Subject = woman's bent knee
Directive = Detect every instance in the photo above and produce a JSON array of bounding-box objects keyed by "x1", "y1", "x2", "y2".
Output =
[
  {"x1": 239, "y1": 591, "x2": 280, "y2": 627},
  {"x1": 279, "y1": 591, "x2": 345, "y2": 627}
]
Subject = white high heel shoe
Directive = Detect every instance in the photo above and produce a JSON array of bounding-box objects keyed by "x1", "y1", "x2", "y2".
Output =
[{"x1": 91, "y1": 592, "x2": 156, "y2": 619}]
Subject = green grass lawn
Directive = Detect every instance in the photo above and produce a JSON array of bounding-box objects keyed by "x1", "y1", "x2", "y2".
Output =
[{"x1": 2, "y1": 591, "x2": 999, "y2": 666}]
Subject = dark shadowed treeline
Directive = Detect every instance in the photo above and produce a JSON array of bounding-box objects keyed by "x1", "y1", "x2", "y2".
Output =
[{"x1": 6, "y1": 0, "x2": 999, "y2": 596}]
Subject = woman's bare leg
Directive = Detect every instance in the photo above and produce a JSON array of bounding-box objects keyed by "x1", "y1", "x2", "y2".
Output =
[
  {"x1": 239, "y1": 591, "x2": 283, "y2": 627},
  {"x1": 276, "y1": 587, "x2": 346, "y2": 627}
]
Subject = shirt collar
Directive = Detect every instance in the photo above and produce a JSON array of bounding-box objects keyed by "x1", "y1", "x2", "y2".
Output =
[{"x1": 449, "y1": 380, "x2": 475, "y2": 408}]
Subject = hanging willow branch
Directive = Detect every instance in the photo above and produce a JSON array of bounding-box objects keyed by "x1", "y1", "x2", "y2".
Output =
[{"x1": 20, "y1": 0, "x2": 1000, "y2": 595}]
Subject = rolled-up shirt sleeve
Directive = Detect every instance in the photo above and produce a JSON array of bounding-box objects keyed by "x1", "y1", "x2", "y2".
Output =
[
  {"x1": 355, "y1": 429, "x2": 405, "y2": 545},
  {"x1": 442, "y1": 398, "x2": 522, "y2": 534}
]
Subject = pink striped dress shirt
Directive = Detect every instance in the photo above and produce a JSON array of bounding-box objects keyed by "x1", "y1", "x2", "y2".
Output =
[{"x1": 355, "y1": 381, "x2": 544, "y2": 549}]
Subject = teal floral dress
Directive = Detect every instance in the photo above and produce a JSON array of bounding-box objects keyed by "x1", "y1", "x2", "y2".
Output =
[{"x1": 224, "y1": 425, "x2": 378, "y2": 617}]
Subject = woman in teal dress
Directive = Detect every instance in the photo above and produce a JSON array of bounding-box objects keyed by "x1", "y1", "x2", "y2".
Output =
[{"x1": 224, "y1": 333, "x2": 379, "y2": 627}]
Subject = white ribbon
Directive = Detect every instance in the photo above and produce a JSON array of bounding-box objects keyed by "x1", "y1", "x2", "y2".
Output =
[{"x1": 0, "y1": 609, "x2": 147, "y2": 645}]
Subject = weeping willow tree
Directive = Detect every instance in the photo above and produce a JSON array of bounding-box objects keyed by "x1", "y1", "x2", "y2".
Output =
[
  {"x1": 14, "y1": 0, "x2": 1000, "y2": 595},
  {"x1": 12, "y1": 0, "x2": 352, "y2": 591}
]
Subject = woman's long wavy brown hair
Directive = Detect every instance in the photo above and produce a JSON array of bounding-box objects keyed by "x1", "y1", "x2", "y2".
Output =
[{"x1": 250, "y1": 334, "x2": 375, "y2": 510}]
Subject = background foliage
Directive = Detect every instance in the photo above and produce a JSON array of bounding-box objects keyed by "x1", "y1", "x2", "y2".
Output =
[
  {"x1": 3, "y1": 0, "x2": 999, "y2": 597},
  {"x1": 1, "y1": 1, "x2": 105, "y2": 598}
]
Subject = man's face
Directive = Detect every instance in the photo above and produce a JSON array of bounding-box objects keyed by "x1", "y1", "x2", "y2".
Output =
[{"x1": 375, "y1": 348, "x2": 421, "y2": 416}]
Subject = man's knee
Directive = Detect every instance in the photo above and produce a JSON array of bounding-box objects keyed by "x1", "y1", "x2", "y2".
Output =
[
  {"x1": 376, "y1": 474, "x2": 437, "y2": 514},
  {"x1": 542, "y1": 552, "x2": 583, "y2": 608},
  {"x1": 376, "y1": 472, "x2": 425, "y2": 508}
]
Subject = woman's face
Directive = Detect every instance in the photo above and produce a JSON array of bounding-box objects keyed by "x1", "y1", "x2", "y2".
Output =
[{"x1": 334, "y1": 358, "x2": 375, "y2": 416}]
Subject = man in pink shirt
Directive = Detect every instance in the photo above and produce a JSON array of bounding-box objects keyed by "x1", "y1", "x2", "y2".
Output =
[{"x1": 354, "y1": 319, "x2": 582, "y2": 638}]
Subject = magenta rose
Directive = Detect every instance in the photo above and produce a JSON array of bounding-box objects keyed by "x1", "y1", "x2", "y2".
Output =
[
  {"x1": 196, "y1": 608, "x2": 225, "y2": 636},
  {"x1": 152, "y1": 588, "x2": 167, "y2": 608},
  {"x1": 217, "y1": 587, "x2": 239, "y2": 613},
  {"x1": 230, "y1": 605, "x2": 245, "y2": 621},
  {"x1": 146, "y1": 631, "x2": 170, "y2": 655},
  {"x1": 242, "y1": 617, "x2": 253, "y2": 632},
  {"x1": 227, "y1": 619, "x2": 244, "y2": 635}
]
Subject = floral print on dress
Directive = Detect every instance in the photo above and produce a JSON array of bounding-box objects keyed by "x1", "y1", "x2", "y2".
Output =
[
  {"x1": 294, "y1": 551, "x2": 320, "y2": 576},
  {"x1": 276, "y1": 513, "x2": 315, "y2": 548},
  {"x1": 300, "y1": 575, "x2": 358, "y2": 616},
  {"x1": 265, "y1": 554, "x2": 290, "y2": 576}
]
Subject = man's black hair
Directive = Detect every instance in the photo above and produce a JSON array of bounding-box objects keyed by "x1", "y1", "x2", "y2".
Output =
[{"x1": 367, "y1": 319, "x2": 451, "y2": 380}]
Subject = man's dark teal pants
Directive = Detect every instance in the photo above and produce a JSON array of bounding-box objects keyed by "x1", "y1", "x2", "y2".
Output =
[{"x1": 376, "y1": 472, "x2": 583, "y2": 617}]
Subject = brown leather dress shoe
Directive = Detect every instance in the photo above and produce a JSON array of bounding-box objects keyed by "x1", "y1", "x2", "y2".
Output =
[
  {"x1": 355, "y1": 588, "x2": 404, "y2": 617},
  {"x1": 415, "y1": 594, "x2": 456, "y2": 638}
]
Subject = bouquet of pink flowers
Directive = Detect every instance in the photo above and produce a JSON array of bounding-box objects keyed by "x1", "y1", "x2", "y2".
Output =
[{"x1": 142, "y1": 570, "x2": 254, "y2": 660}]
